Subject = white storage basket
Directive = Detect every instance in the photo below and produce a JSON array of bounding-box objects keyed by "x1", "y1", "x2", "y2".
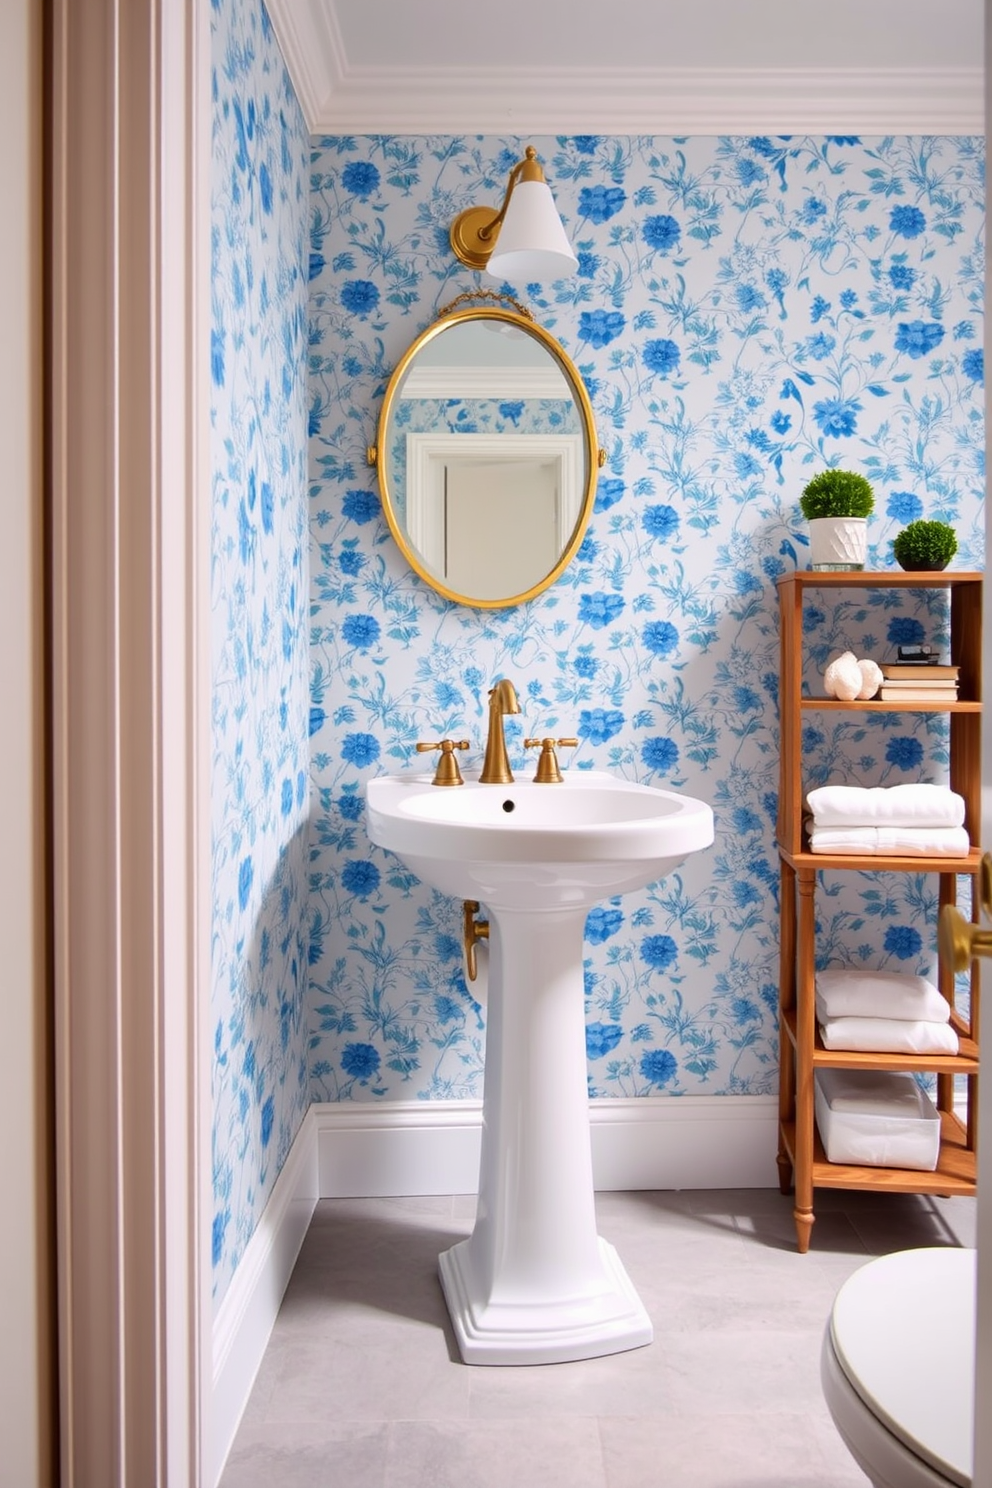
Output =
[{"x1": 814, "y1": 1068, "x2": 940, "y2": 1171}]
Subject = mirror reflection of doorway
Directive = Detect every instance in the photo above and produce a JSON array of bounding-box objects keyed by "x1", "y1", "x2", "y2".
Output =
[
  {"x1": 444, "y1": 456, "x2": 559, "y2": 599},
  {"x1": 406, "y1": 432, "x2": 583, "y2": 601}
]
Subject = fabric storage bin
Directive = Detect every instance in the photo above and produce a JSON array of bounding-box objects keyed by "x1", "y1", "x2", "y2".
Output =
[{"x1": 814, "y1": 1068, "x2": 940, "y2": 1171}]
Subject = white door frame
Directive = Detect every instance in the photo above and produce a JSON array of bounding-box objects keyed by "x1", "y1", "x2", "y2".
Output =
[{"x1": 50, "y1": 0, "x2": 212, "y2": 1482}]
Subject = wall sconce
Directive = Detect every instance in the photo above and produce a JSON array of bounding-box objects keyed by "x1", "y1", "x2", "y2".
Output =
[{"x1": 449, "y1": 146, "x2": 578, "y2": 282}]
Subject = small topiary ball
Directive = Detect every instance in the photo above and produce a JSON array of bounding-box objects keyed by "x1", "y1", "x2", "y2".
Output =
[
  {"x1": 799, "y1": 470, "x2": 875, "y2": 520},
  {"x1": 892, "y1": 519, "x2": 958, "y2": 572}
]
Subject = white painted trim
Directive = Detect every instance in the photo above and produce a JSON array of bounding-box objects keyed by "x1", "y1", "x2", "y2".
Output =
[
  {"x1": 51, "y1": 0, "x2": 209, "y2": 1481},
  {"x1": 259, "y1": 9, "x2": 984, "y2": 137},
  {"x1": 313, "y1": 1095, "x2": 780, "y2": 1196},
  {"x1": 211, "y1": 1114, "x2": 318, "y2": 1488},
  {"x1": 402, "y1": 365, "x2": 572, "y2": 401}
]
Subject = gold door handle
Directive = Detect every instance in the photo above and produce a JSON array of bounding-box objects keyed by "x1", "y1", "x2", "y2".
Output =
[
  {"x1": 939, "y1": 902, "x2": 992, "y2": 972},
  {"x1": 463, "y1": 900, "x2": 489, "y2": 982}
]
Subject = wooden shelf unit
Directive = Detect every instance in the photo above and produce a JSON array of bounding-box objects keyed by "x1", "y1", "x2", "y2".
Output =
[{"x1": 775, "y1": 570, "x2": 983, "y2": 1251}]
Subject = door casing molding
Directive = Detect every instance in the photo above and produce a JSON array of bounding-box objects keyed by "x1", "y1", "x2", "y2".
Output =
[{"x1": 50, "y1": 0, "x2": 212, "y2": 1481}]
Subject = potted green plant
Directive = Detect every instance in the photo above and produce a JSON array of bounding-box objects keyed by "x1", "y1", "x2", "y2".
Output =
[
  {"x1": 892, "y1": 519, "x2": 958, "y2": 572},
  {"x1": 799, "y1": 469, "x2": 875, "y2": 571}
]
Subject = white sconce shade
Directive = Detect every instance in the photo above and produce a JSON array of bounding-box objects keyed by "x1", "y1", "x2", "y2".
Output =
[
  {"x1": 448, "y1": 146, "x2": 578, "y2": 282},
  {"x1": 485, "y1": 179, "x2": 579, "y2": 282}
]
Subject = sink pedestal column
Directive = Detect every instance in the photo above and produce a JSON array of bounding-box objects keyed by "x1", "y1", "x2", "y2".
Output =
[{"x1": 438, "y1": 904, "x2": 653, "y2": 1365}]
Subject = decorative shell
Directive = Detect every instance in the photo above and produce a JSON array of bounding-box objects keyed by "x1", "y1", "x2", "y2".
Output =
[
  {"x1": 823, "y1": 651, "x2": 862, "y2": 701},
  {"x1": 857, "y1": 658, "x2": 883, "y2": 700}
]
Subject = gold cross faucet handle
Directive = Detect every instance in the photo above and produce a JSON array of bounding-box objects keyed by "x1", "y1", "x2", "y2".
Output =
[
  {"x1": 416, "y1": 738, "x2": 470, "y2": 787},
  {"x1": 524, "y1": 736, "x2": 579, "y2": 784}
]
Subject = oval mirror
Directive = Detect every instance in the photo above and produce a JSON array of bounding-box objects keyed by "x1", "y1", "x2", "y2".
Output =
[{"x1": 372, "y1": 299, "x2": 600, "y2": 608}]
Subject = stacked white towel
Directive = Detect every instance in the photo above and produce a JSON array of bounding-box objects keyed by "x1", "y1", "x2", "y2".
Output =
[
  {"x1": 815, "y1": 967, "x2": 959, "y2": 1055},
  {"x1": 806, "y1": 784, "x2": 969, "y2": 857}
]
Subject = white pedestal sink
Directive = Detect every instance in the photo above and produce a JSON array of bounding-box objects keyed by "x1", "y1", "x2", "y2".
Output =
[{"x1": 365, "y1": 770, "x2": 714, "y2": 1365}]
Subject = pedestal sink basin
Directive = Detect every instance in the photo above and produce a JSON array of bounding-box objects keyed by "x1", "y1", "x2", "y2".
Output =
[{"x1": 366, "y1": 770, "x2": 714, "y2": 1365}]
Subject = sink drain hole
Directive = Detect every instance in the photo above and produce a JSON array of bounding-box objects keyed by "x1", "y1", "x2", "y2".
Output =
[{"x1": 502, "y1": 799, "x2": 515, "y2": 813}]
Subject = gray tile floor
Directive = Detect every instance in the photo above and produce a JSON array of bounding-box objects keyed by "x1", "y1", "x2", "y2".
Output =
[{"x1": 220, "y1": 1186, "x2": 977, "y2": 1488}]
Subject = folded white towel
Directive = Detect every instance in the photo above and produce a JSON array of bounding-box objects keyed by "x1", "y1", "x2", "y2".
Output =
[
  {"x1": 809, "y1": 825, "x2": 970, "y2": 856},
  {"x1": 817, "y1": 1067, "x2": 927, "y2": 1118},
  {"x1": 806, "y1": 783, "x2": 965, "y2": 829},
  {"x1": 815, "y1": 968, "x2": 950, "y2": 1024},
  {"x1": 818, "y1": 1016, "x2": 959, "y2": 1055}
]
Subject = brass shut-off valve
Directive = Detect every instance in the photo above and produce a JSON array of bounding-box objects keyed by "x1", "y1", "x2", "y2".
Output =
[
  {"x1": 524, "y1": 736, "x2": 579, "y2": 784},
  {"x1": 416, "y1": 738, "x2": 470, "y2": 786},
  {"x1": 463, "y1": 900, "x2": 489, "y2": 982},
  {"x1": 940, "y1": 852, "x2": 992, "y2": 971}
]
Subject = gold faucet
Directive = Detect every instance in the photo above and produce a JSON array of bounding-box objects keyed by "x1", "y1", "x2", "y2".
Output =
[
  {"x1": 479, "y1": 678, "x2": 521, "y2": 784},
  {"x1": 524, "y1": 736, "x2": 579, "y2": 783}
]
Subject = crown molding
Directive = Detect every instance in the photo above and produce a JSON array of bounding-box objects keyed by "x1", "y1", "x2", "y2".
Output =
[{"x1": 263, "y1": 3, "x2": 984, "y2": 138}]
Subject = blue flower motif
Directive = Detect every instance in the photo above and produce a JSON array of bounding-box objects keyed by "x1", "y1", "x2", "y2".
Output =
[
  {"x1": 572, "y1": 136, "x2": 601, "y2": 155},
  {"x1": 338, "y1": 548, "x2": 365, "y2": 575},
  {"x1": 341, "y1": 732, "x2": 380, "y2": 768},
  {"x1": 341, "y1": 161, "x2": 380, "y2": 197},
  {"x1": 576, "y1": 250, "x2": 600, "y2": 279},
  {"x1": 643, "y1": 504, "x2": 679, "y2": 540},
  {"x1": 576, "y1": 533, "x2": 598, "y2": 562},
  {"x1": 963, "y1": 348, "x2": 984, "y2": 384},
  {"x1": 641, "y1": 934, "x2": 677, "y2": 971},
  {"x1": 643, "y1": 338, "x2": 681, "y2": 376},
  {"x1": 341, "y1": 613, "x2": 381, "y2": 649},
  {"x1": 341, "y1": 858, "x2": 381, "y2": 897},
  {"x1": 337, "y1": 794, "x2": 363, "y2": 821},
  {"x1": 578, "y1": 707, "x2": 625, "y2": 744},
  {"x1": 802, "y1": 198, "x2": 827, "y2": 224},
  {"x1": 885, "y1": 736, "x2": 925, "y2": 771},
  {"x1": 895, "y1": 321, "x2": 945, "y2": 359},
  {"x1": 641, "y1": 736, "x2": 679, "y2": 772},
  {"x1": 595, "y1": 477, "x2": 625, "y2": 511},
  {"x1": 238, "y1": 856, "x2": 253, "y2": 911},
  {"x1": 736, "y1": 283, "x2": 766, "y2": 313},
  {"x1": 889, "y1": 263, "x2": 915, "y2": 290},
  {"x1": 498, "y1": 400, "x2": 525, "y2": 424},
  {"x1": 812, "y1": 397, "x2": 862, "y2": 437},
  {"x1": 770, "y1": 410, "x2": 792, "y2": 435},
  {"x1": 341, "y1": 1042, "x2": 380, "y2": 1081},
  {"x1": 643, "y1": 214, "x2": 681, "y2": 251},
  {"x1": 585, "y1": 907, "x2": 624, "y2": 944},
  {"x1": 640, "y1": 1048, "x2": 678, "y2": 1086},
  {"x1": 308, "y1": 252, "x2": 325, "y2": 283},
  {"x1": 309, "y1": 706, "x2": 325, "y2": 737},
  {"x1": 578, "y1": 592, "x2": 625, "y2": 629},
  {"x1": 886, "y1": 491, "x2": 923, "y2": 523},
  {"x1": 887, "y1": 617, "x2": 926, "y2": 645},
  {"x1": 573, "y1": 653, "x2": 599, "y2": 679},
  {"x1": 578, "y1": 308, "x2": 626, "y2": 348},
  {"x1": 642, "y1": 620, "x2": 679, "y2": 656},
  {"x1": 736, "y1": 158, "x2": 766, "y2": 187},
  {"x1": 433, "y1": 994, "x2": 461, "y2": 1024},
  {"x1": 342, "y1": 489, "x2": 379, "y2": 524},
  {"x1": 889, "y1": 205, "x2": 926, "y2": 239},
  {"x1": 340, "y1": 279, "x2": 380, "y2": 317},
  {"x1": 586, "y1": 1022, "x2": 624, "y2": 1059},
  {"x1": 578, "y1": 184, "x2": 626, "y2": 224},
  {"x1": 807, "y1": 332, "x2": 836, "y2": 360},
  {"x1": 884, "y1": 925, "x2": 923, "y2": 961}
]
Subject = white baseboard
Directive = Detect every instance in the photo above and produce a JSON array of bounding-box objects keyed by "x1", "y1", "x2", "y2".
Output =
[
  {"x1": 313, "y1": 1094, "x2": 780, "y2": 1196},
  {"x1": 212, "y1": 1092, "x2": 779, "y2": 1482},
  {"x1": 211, "y1": 1113, "x2": 319, "y2": 1487}
]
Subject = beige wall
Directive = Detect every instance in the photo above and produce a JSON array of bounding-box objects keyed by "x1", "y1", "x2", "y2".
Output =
[{"x1": 0, "y1": 1, "x2": 54, "y2": 1483}]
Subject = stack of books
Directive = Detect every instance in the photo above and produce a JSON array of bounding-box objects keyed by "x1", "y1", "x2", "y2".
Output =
[{"x1": 878, "y1": 662, "x2": 959, "y2": 702}]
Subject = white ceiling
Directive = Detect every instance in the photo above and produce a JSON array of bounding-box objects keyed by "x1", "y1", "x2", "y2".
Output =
[{"x1": 265, "y1": 0, "x2": 984, "y2": 135}]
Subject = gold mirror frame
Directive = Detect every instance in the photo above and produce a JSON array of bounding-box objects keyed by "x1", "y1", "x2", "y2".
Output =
[{"x1": 368, "y1": 294, "x2": 601, "y2": 609}]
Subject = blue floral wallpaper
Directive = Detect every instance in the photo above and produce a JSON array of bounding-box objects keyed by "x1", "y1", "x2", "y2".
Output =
[
  {"x1": 210, "y1": 0, "x2": 311, "y2": 1307},
  {"x1": 307, "y1": 135, "x2": 984, "y2": 1107}
]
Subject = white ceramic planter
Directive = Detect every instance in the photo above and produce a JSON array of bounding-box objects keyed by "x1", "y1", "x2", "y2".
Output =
[{"x1": 808, "y1": 516, "x2": 868, "y2": 570}]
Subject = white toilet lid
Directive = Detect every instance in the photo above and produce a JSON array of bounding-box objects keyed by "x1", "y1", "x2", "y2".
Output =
[{"x1": 830, "y1": 1247, "x2": 975, "y2": 1487}]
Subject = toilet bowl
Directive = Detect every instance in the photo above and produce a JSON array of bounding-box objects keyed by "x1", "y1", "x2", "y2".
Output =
[{"x1": 821, "y1": 1247, "x2": 974, "y2": 1488}]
